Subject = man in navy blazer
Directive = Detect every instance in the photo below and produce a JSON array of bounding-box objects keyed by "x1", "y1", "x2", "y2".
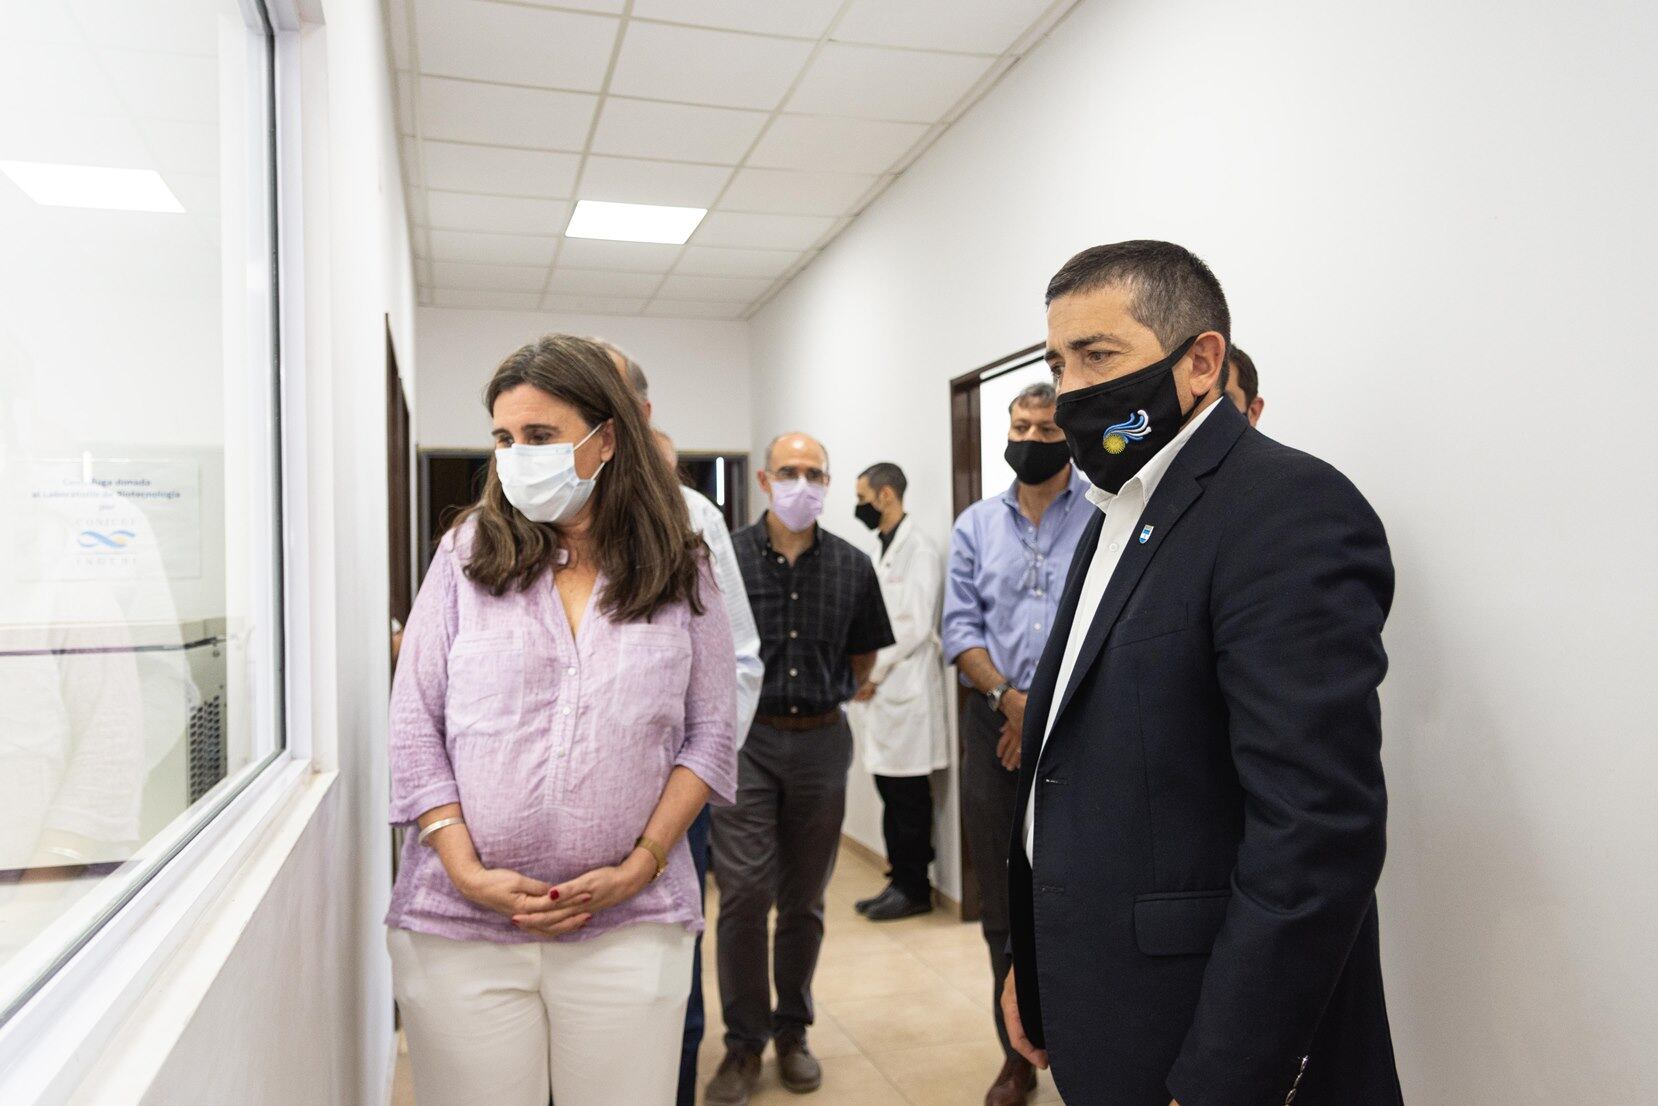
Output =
[{"x1": 1000, "y1": 241, "x2": 1403, "y2": 1106}]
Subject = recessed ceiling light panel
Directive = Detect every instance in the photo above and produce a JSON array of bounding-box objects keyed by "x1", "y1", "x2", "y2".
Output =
[
  {"x1": 565, "y1": 199, "x2": 705, "y2": 244},
  {"x1": 0, "y1": 161, "x2": 185, "y2": 213}
]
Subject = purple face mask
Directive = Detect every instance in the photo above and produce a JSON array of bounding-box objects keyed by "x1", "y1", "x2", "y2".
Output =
[{"x1": 769, "y1": 477, "x2": 826, "y2": 532}]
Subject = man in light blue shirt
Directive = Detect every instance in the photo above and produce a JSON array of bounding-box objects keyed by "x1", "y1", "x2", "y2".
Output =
[{"x1": 940, "y1": 381, "x2": 1094, "y2": 1106}]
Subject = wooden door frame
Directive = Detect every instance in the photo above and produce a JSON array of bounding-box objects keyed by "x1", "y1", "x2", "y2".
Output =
[
  {"x1": 948, "y1": 341, "x2": 1046, "y2": 922},
  {"x1": 386, "y1": 320, "x2": 414, "y2": 632}
]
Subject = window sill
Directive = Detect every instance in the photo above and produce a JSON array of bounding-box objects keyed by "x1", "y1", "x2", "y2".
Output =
[{"x1": 0, "y1": 755, "x2": 329, "y2": 1104}]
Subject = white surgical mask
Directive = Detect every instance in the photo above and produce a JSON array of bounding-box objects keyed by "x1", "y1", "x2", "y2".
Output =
[{"x1": 495, "y1": 422, "x2": 606, "y2": 524}]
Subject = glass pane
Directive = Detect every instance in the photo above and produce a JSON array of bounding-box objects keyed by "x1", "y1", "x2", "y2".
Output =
[{"x1": 0, "y1": 0, "x2": 281, "y2": 1020}]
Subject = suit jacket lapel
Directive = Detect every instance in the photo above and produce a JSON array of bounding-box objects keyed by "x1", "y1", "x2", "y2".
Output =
[
  {"x1": 1015, "y1": 508, "x2": 1103, "y2": 819},
  {"x1": 1020, "y1": 509, "x2": 1102, "y2": 762},
  {"x1": 1047, "y1": 476, "x2": 1203, "y2": 727},
  {"x1": 1047, "y1": 401, "x2": 1252, "y2": 729}
]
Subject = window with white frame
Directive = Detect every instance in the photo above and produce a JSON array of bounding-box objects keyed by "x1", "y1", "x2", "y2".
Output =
[{"x1": 0, "y1": 0, "x2": 284, "y2": 1024}]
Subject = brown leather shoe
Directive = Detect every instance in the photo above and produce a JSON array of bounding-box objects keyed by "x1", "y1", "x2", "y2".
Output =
[
  {"x1": 984, "y1": 1055, "x2": 1036, "y2": 1106},
  {"x1": 704, "y1": 1048, "x2": 762, "y2": 1106},
  {"x1": 776, "y1": 1036, "x2": 823, "y2": 1093}
]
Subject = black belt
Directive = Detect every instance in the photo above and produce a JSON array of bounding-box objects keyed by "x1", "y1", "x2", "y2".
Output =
[{"x1": 755, "y1": 709, "x2": 841, "y2": 731}]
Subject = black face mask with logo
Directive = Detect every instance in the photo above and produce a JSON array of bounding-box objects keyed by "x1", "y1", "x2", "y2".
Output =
[
  {"x1": 854, "y1": 501, "x2": 883, "y2": 530},
  {"x1": 1003, "y1": 438, "x2": 1072, "y2": 485},
  {"x1": 1053, "y1": 334, "x2": 1207, "y2": 494}
]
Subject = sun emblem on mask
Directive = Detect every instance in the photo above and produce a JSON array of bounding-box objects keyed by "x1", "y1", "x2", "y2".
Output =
[{"x1": 1101, "y1": 410, "x2": 1151, "y2": 454}]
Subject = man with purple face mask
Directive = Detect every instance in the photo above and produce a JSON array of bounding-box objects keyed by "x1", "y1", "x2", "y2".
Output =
[{"x1": 706, "y1": 432, "x2": 895, "y2": 1106}]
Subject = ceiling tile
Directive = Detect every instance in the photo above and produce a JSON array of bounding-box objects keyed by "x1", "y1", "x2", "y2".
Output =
[
  {"x1": 0, "y1": 113, "x2": 151, "y2": 168},
  {"x1": 433, "y1": 288, "x2": 543, "y2": 310},
  {"x1": 655, "y1": 273, "x2": 774, "y2": 301},
  {"x1": 518, "y1": 0, "x2": 626, "y2": 13},
  {"x1": 140, "y1": 120, "x2": 218, "y2": 175},
  {"x1": 644, "y1": 299, "x2": 752, "y2": 319},
  {"x1": 630, "y1": 0, "x2": 842, "y2": 38},
  {"x1": 0, "y1": 41, "x2": 125, "y2": 116},
  {"x1": 691, "y1": 212, "x2": 834, "y2": 251},
  {"x1": 577, "y1": 156, "x2": 731, "y2": 208},
  {"x1": 9, "y1": 1, "x2": 78, "y2": 43},
  {"x1": 414, "y1": 0, "x2": 617, "y2": 90},
  {"x1": 388, "y1": 0, "x2": 413, "y2": 69},
  {"x1": 416, "y1": 258, "x2": 433, "y2": 284},
  {"x1": 591, "y1": 99, "x2": 768, "y2": 164},
  {"x1": 748, "y1": 115, "x2": 930, "y2": 174},
  {"x1": 431, "y1": 260, "x2": 548, "y2": 291},
  {"x1": 832, "y1": 0, "x2": 1051, "y2": 55},
  {"x1": 541, "y1": 293, "x2": 650, "y2": 315},
  {"x1": 786, "y1": 43, "x2": 993, "y2": 122},
  {"x1": 609, "y1": 23, "x2": 813, "y2": 110},
  {"x1": 400, "y1": 136, "x2": 424, "y2": 186},
  {"x1": 396, "y1": 72, "x2": 416, "y2": 135},
  {"x1": 718, "y1": 167, "x2": 878, "y2": 216},
  {"x1": 425, "y1": 191, "x2": 570, "y2": 234},
  {"x1": 420, "y1": 142, "x2": 580, "y2": 196},
  {"x1": 676, "y1": 246, "x2": 801, "y2": 278},
  {"x1": 556, "y1": 238, "x2": 683, "y2": 273},
  {"x1": 100, "y1": 50, "x2": 217, "y2": 124},
  {"x1": 418, "y1": 77, "x2": 597, "y2": 151},
  {"x1": 430, "y1": 229, "x2": 558, "y2": 267},
  {"x1": 546, "y1": 269, "x2": 663, "y2": 296},
  {"x1": 69, "y1": 0, "x2": 220, "y2": 55}
]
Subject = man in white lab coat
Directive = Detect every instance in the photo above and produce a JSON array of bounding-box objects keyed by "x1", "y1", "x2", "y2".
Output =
[{"x1": 848, "y1": 462, "x2": 949, "y2": 922}]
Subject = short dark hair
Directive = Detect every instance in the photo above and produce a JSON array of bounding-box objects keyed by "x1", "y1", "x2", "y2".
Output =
[
  {"x1": 859, "y1": 462, "x2": 907, "y2": 501},
  {"x1": 1008, "y1": 381, "x2": 1057, "y2": 413},
  {"x1": 1045, "y1": 240, "x2": 1231, "y2": 352},
  {"x1": 1228, "y1": 345, "x2": 1259, "y2": 405}
]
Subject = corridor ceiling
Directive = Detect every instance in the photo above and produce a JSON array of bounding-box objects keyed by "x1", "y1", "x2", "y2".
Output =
[{"x1": 390, "y1": 0, "x2": 1079, "y2": 318}]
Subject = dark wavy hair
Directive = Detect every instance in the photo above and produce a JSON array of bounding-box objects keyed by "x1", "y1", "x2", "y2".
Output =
[{"x1": 451, "y1": 334, "x2": 704, "y2": 622}]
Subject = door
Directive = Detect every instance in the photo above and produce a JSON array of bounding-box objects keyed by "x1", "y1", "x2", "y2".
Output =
[{"x1": 948, "y1": 342, "x2": 1047, "y2": 921}]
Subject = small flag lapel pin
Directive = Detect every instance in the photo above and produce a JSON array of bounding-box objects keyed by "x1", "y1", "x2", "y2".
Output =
[{"x1": 1138, "y1": 524, "x2": 1155, "y2": 544}]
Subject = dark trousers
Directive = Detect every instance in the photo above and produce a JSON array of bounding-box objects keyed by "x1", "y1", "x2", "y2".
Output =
[
  {"x1": 961, "y1": 693, "x2": 1022, "y2": 1061},
  {"x1": 712, "y1": 716, "x2": 853, "y2": 1052},
  {"x1": 873, "y1": 773, "x2": 934, "y2": 900},
  {"x1": 676, "y1": 804, "x2": 712, "y2": 1106}
]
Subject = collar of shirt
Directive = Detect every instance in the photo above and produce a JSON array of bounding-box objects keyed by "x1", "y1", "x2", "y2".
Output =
[
  {"x1": 1084, "y1": 396, "x2": 1226, "y2": 514},
  {"x1": 754, "y1": 511, "x2": 822, "y2": 559},
  {"x1": 998, "y1": 465, "x2": 1088, "y2": 512}
]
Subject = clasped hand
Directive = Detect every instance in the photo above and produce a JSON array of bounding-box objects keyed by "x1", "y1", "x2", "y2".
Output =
[{"x1": 454, "y1": 851, "x2": 654, "y2": 938}]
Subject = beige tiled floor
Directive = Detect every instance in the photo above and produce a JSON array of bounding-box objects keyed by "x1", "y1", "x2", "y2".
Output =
[{"x1": 393, "y1": 843, "x2": 1063, "y2": 1104}]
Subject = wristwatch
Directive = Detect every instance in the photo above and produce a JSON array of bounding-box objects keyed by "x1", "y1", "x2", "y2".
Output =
[{"x1": 986, "y1": 681, "x2": 1015, "y2": 713}]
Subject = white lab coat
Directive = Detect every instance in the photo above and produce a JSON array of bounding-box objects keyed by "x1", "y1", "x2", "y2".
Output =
[{"x1": 848, "y1": 516, "x2": 949, "y2": 778}]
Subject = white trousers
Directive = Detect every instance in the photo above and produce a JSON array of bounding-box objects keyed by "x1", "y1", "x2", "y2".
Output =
[{"x1": 388, "y1": 923, "x2": 694, "y2": 1106}]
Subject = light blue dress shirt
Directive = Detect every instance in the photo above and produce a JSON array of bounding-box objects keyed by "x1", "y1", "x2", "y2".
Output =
[{"x1": 941, "y1": 468, "x2": 1094, "y2": 690}]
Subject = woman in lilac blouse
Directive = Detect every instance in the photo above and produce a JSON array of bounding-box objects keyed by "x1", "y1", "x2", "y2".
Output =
[{"x1": 385, "y1": 335, "x2": 737, "y2": 1106}]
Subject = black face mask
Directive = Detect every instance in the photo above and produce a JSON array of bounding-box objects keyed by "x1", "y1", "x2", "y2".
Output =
[
  {"x1": 854, "y1": 501, "x2": 883, "y2": 530},
  {"x1": 1003, "y1": 438, "x2": 1072, "y2": 485},
  {"x1": 1053, "y1": 335, "x2": 1204, "y2": 494}
]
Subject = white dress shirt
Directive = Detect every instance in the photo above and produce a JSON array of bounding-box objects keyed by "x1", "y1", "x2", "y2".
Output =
[
  {"x1": 1024, "y1": 398, "x2": 1225, "y2": 860},
  {"x1": 681, "y1": 486, "x2": 764, "y2": 745}
]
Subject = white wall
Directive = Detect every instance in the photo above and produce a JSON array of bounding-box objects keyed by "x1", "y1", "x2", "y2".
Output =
[
  {"x1": 416, "y1": 307, "x2": 752, "y2": 454},
  {"x1": 748, "y1": 0, "x2": 1658, "y2": 1100}
]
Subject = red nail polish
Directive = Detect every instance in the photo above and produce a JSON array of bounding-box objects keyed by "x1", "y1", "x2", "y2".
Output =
[{"x1": 550, "y1": 889, "x2": 560, "y2": 900}]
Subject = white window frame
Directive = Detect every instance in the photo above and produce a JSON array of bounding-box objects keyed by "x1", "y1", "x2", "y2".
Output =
[{"x1": 0, "y1": 3, "x2": 323, "y2": 1098}]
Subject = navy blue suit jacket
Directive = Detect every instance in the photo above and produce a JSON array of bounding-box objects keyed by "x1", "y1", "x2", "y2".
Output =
[{"x1": 1008, "y1": 399, "x2": 1404, "y2": 1105}]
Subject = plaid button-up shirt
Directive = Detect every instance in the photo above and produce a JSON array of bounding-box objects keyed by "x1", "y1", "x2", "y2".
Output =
[{"x1": 733, "y1": 514, "x2": 894, "y2": 719}]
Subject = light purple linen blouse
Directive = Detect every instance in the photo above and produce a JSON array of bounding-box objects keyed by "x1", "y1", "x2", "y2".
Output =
[{"x1": 385, "y1": 521, "x2": 738, "y2": 943}]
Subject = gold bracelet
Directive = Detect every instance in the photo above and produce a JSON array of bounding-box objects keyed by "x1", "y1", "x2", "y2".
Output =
[{"x1": 634, "y1": 835, "x2": 669, "y2": 882}]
